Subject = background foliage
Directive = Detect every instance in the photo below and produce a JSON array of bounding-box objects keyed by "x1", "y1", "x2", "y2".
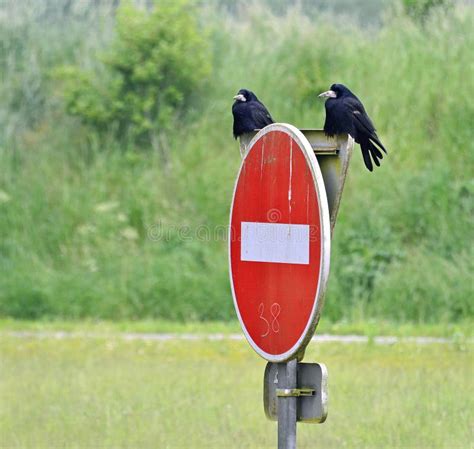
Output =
[
  {"x1": 57, "y1": 0, "x2": 210, "y2": 155},
  {"x1": 0, "y1": 0, "x2": 472, "y2": 322}
]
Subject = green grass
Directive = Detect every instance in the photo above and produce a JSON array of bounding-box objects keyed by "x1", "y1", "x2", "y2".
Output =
[
  {"x1": 0, "y1": 335, "x2": 472, "y2": 448},
  {"x1": 0, "y1": 1, "x2": 473, "y2": 323}
]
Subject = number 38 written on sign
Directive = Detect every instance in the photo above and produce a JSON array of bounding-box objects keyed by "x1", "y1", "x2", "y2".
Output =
[{"x1": 258, "y1": 302, "x2": 281, "y2": 337}]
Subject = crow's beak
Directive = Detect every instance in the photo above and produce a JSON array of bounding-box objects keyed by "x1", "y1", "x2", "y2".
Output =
[
  {"x1": 233, "y1": 94, "x2": 246, "y2": 102},
  {"x1": 318, "y1": 90, "x2": 337, "y2": 99}
]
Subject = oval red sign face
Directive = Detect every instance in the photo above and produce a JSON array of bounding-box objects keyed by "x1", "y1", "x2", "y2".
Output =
[{"x1": 229, "y1": 124, "x2": 330, "y2": 362}]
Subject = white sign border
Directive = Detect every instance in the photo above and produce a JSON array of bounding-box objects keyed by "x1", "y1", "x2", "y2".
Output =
[{"x1": 228, "y1": 123, "x2": 331, "y2": 362}]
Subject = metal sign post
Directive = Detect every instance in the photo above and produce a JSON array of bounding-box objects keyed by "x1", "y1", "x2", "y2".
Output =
[
  {"x1": 277, "y1": 359, "x2": 298, "y2": 449},
  {"x1": 230, "y1": 123, "x2": 353, "y2": 448}
]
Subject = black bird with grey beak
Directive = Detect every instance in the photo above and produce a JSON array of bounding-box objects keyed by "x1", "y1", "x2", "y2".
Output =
[
  {"x1": 319, "y1": 83, "x2": 388, "y2": 171},
  {"x1": 232, "y1": 89, "x2": 274, "y2": 139}
]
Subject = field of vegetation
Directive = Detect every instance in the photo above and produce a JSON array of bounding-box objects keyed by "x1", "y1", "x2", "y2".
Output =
[
  {"x1": 1, "y1": 334, "x2": 472, "y2": 448},
  {"x1": 0, "y1": 0, "x2": 472, "y2": 324}
]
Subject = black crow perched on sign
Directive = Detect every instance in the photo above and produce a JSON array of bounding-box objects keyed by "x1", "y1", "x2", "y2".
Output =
[
  {"x1": 319, "y1": 84, "x2": 388, "y2": 172},
  {"x1": 232, "y1": 89, "x2": 274, "y2": 139}
]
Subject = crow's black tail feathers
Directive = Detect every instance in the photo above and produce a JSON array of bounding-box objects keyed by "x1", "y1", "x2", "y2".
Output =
[
  {"x1": 361, "y1": 144, "x2": 373, "y2": 172},
  {"x1": 360, "y1": 138, "x2": 385, "y2": 172},
  {"x1": 368, "y1": 141, "x2": 383, "y2": 168},
  {"x1": 370, "y1": 135, "x2": 388, "y2": 154}
]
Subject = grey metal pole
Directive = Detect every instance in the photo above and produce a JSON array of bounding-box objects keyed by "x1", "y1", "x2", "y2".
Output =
[{"x1": 278, "y1": 359, "x2": 298, "y2": 449}]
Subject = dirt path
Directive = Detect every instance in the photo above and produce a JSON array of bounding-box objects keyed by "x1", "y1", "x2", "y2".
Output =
[{"x1": 1, "y1": 330, "x2": 463, "y2": 345}]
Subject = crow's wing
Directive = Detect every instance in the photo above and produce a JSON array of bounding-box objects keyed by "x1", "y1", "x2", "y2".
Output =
[
  {"x1": 345, "y1": 97, "x2": 387, "y2": 154},
  {"x1": 250, "y1": 102, "x2": 274, "y2": 129},
  {"x1": 344, "y1": 97, "x2": 374, "y2": 131}
]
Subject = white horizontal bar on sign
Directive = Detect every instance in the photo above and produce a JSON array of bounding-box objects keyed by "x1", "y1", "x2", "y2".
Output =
[{"x1": 241, "y1": 222, "x2": 310, "y2": 265}]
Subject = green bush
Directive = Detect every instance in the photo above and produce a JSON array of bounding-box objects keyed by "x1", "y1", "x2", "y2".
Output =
[
  {"x1": 402, "y1": 0, "x2": 452, "y2": 22},
  {"x1": 56, "y1": 0, "x2": 211, "y2": 148}
]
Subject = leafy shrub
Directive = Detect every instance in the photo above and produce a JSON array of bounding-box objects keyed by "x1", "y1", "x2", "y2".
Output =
[
  {"x1": 57, "y1": 0, "x2": 211, "y2": 148},
  {"x1": 402, "y1": 0, "x2": 452, "y2": 22}
]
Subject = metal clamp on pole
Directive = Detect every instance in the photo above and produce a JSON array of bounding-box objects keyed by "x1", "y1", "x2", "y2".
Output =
[
  {"x1": 264, "y1": 362, "x2": 328, "y2": 424},
  {"x1": 276, "y1": 388, "x2": 316, "y2": 398}
]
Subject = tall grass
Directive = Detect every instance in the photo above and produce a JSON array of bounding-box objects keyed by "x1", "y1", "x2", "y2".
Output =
[{"x1": 0, "y1": 0, "x2": 472, "y2": 322}]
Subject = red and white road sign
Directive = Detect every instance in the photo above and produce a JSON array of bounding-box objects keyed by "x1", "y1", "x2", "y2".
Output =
[{"x1": 229, "y1": 124, "x2": 331, "y2": 362}]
